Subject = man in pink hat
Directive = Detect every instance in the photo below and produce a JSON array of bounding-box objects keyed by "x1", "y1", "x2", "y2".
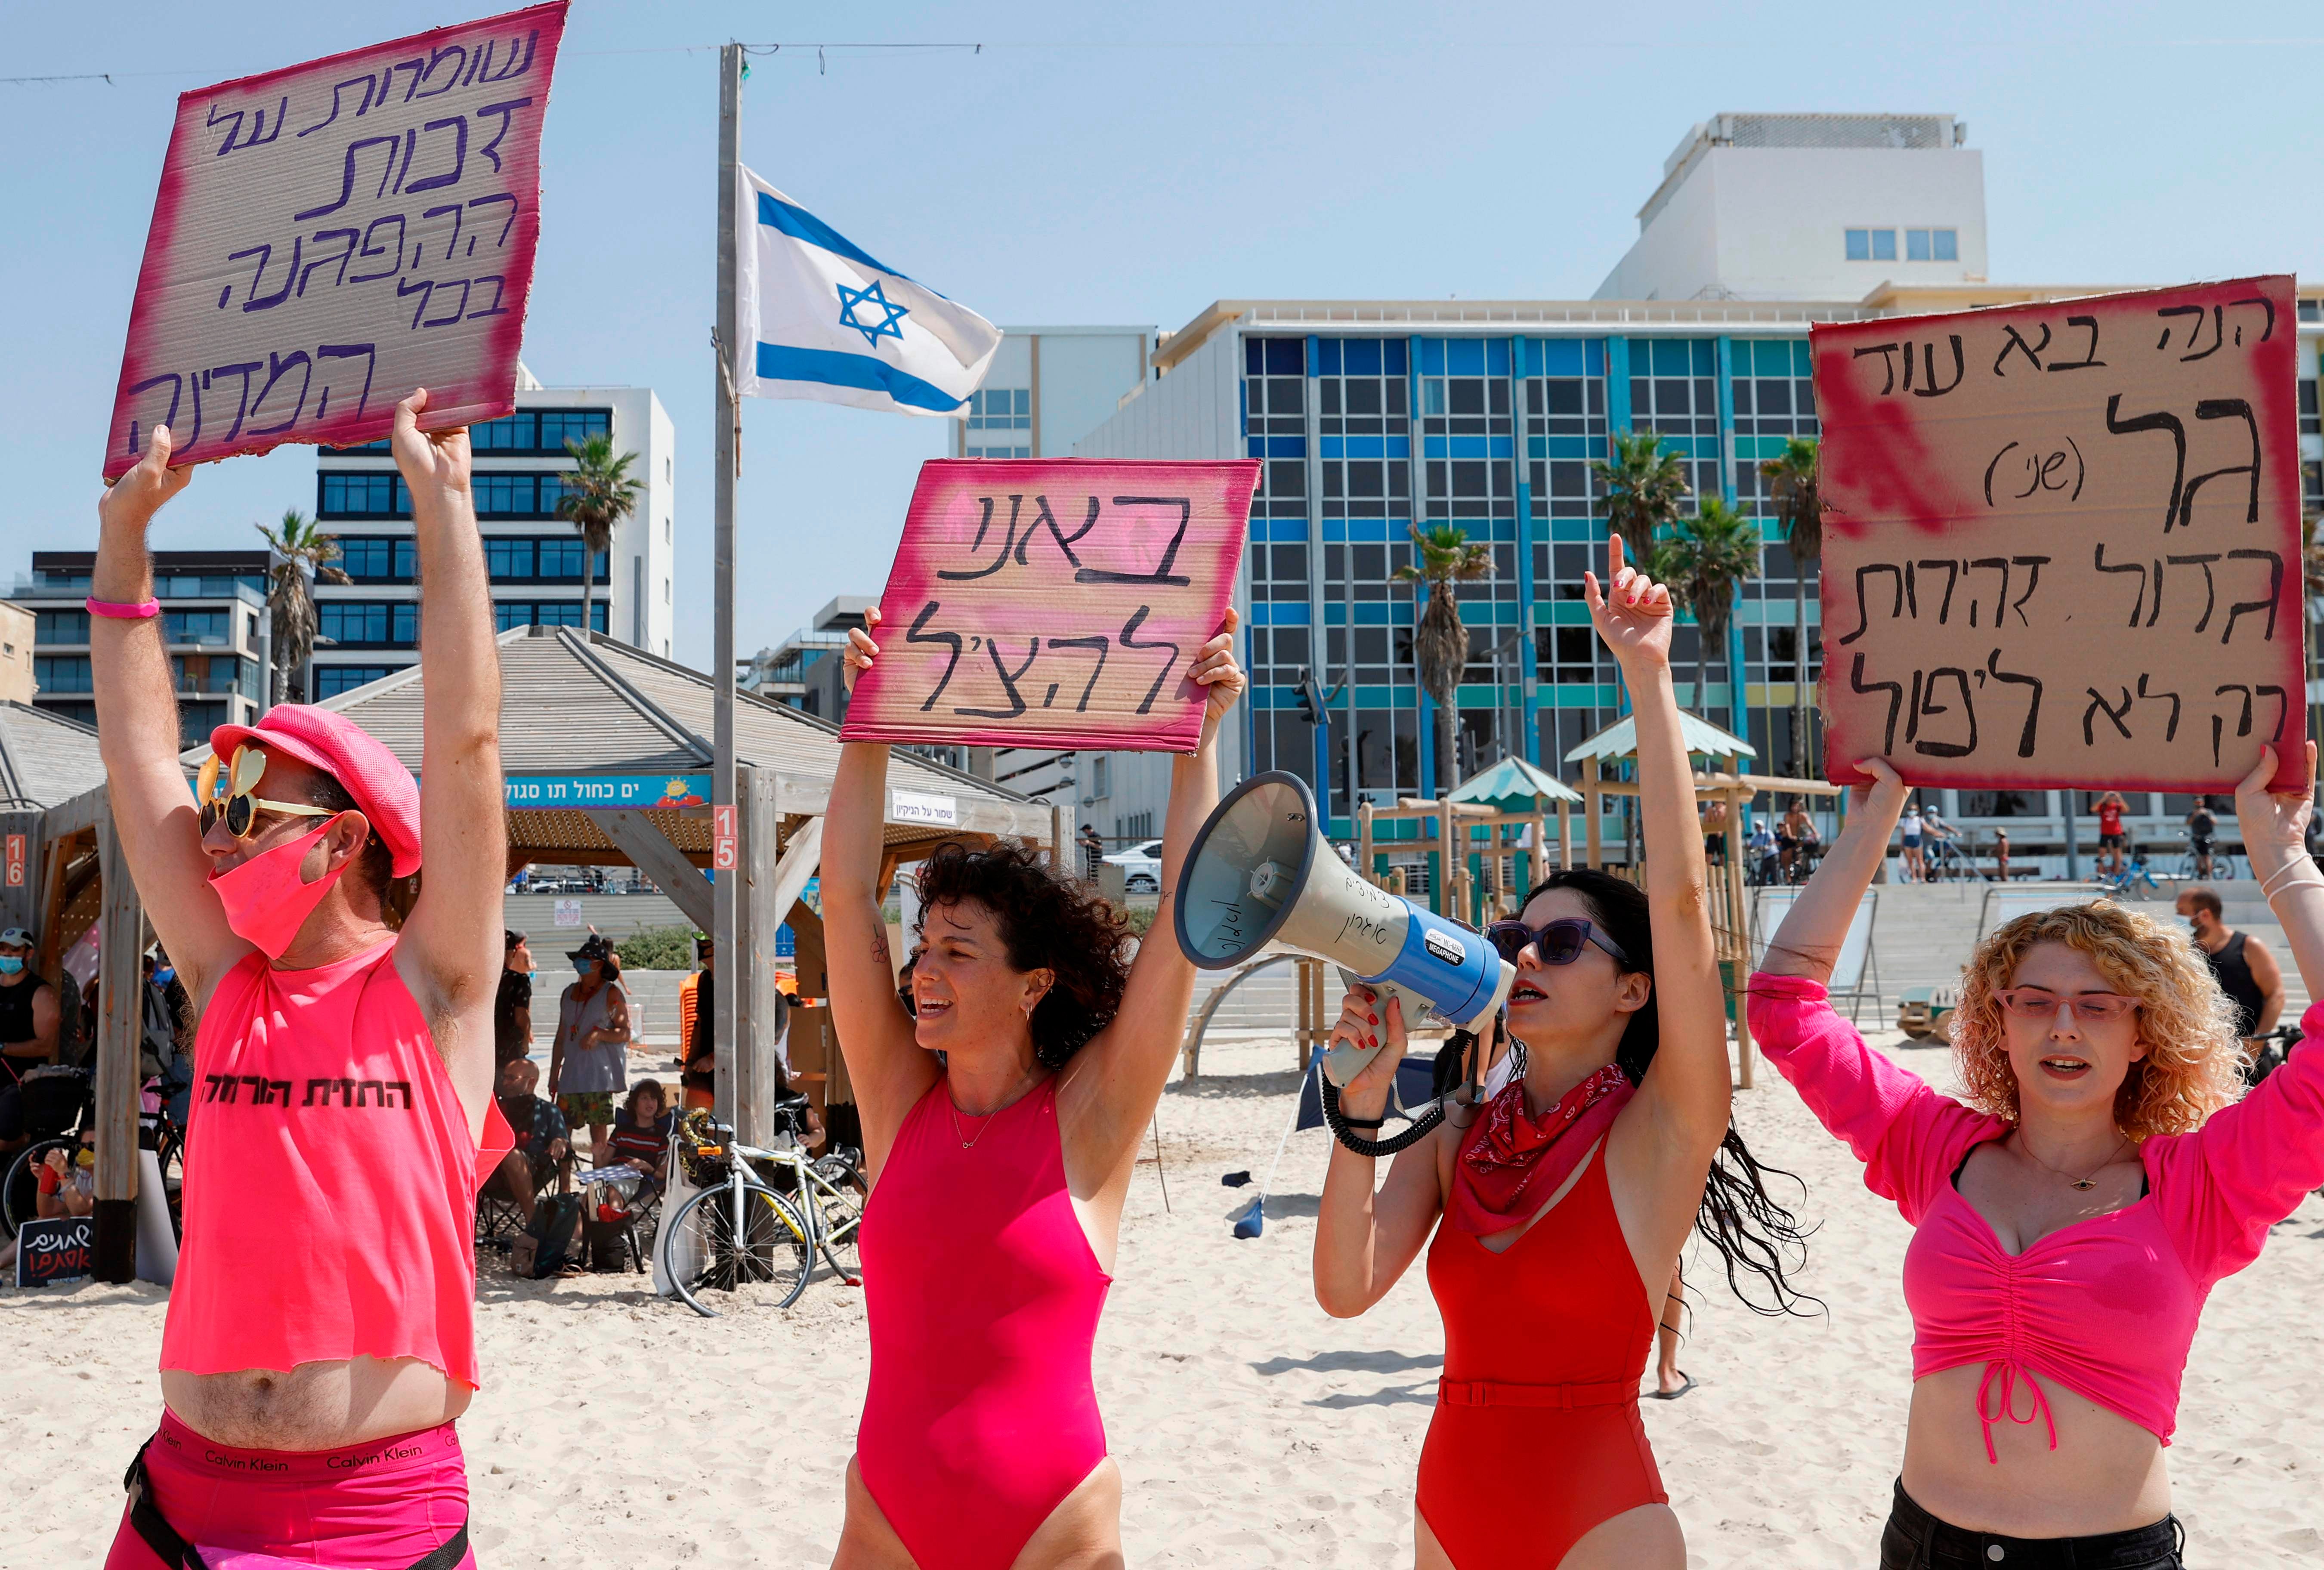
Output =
[{"x1": 90, "y1": 391, "x2": 508, "y2": 1570}]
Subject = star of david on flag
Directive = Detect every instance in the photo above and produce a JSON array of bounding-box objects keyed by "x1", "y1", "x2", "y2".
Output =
[{"x1": 734, "y1": 166, "x2": 1001, "y2": 416}]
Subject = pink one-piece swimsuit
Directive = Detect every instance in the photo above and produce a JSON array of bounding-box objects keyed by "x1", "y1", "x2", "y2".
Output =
[{"x1": 856, "y1": 1079, "x2": 1113, "y2": 1570}]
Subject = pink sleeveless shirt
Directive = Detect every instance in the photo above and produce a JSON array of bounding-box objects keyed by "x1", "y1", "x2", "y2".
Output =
[{"x1": 160, "y1": 937, "x2": 511, "y2": 1387}]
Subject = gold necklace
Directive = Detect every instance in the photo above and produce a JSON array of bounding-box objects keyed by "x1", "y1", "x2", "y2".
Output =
[
  {"x1": 2014, "y1": 1129, "x2": 2129, "y2": 1191},
  {"x1": 947, "y1": 1074, "x2": 1037, "y2": 1150}
]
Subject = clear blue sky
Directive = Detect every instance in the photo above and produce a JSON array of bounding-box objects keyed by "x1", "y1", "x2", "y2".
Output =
[{"x1": 8, "y1": 1, "x2": 2321, "y2": 671}]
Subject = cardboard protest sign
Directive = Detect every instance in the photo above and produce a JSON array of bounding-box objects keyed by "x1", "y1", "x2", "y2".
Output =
[
  {"x1": 841, "y1": 460, "x2": 1259, "y2": 753},
  {"x1": 15, "y1": 1215, "x2": 94, "y2": 1288},
  {"x1": 1813, "y1": 275, "x2": 2305, "y2": 793},
  {"x1": 103, "y1": 2, "x2": 568, "y2": 479}
]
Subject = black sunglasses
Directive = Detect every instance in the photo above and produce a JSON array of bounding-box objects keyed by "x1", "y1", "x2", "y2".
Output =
[{"x1": 1485, "y1": 917, "x2": 1629, "y2": 968}]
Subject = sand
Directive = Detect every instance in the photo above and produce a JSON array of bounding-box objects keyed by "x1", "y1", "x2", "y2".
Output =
[{"x1": 8, "y1": 1027, "x2": 2324, "y2": 1567}]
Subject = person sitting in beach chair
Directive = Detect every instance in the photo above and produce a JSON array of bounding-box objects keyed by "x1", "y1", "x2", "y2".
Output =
[
  {"x1": 488, "y1": 1058, "x2": 569, "y2": 1209},
  {"x1": 1313, "y1": 538, "x2": 1816, "y2": 1570},
  {"x1": 1753, "y1": 746, "x2": 2324, "y2": 1567},
  {"x1": 604, "y1": 1080, "x2": 674, "y2": 1197}
]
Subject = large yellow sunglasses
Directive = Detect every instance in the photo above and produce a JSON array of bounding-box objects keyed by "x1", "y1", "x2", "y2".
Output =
[{"x1": 195, "y1": 745, "x2": 338, "y2": 840}]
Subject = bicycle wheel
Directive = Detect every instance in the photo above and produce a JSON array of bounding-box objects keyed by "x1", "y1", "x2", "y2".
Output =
[
  {"x1": 807, "y1": 1157, "x2": 865, "y2": 1280},
  {"x1": 659, "y1": 1178, "x2": 810, "y2": 1317},
  {"x1": 2, "y1": 1138, "x2": 77, "y2": 1239},
  {"x1": 157, "y1": 1130, "x2": 185, "y2": 1240}
]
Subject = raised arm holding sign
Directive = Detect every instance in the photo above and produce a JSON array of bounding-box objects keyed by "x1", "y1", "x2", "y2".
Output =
[{"x1": 1811, "y1": 275, "x2": 2305, "y2": 794}]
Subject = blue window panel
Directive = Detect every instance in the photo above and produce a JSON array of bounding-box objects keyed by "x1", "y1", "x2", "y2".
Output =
[
  {"x1": 1423, "y1": 437, "x2": 1447, "y2": 459},
  {"x1": 1247, "y1": 437, "x2": 1265, "y2": 458},
  {"x1": 1906, "y1": 228, "x2": 1932, "y2": 262},
  {"x1": 1316, "y1": 339, "x2": 1341, "y2": 375},
  {"x1": 1487, "y1": 339, "x2": 1510, "y2": 377},
  {"x1": 1446, "y1": 339, "x2": 1485, "y2": 376},
  {"x1": 1550, "y1": 519, "x2": 1599, "y2": 542},
  {"x1": 1263, "y1": 338, "x2": 1304, "y2": 376},
  {"x1": 1387, "y1": 435, "x2": 1409, "y2": 458},
  {"x1": 1343, "y1": 437, "x2": 1385, "y2": 459},
  {"x1": 1845, "y1": 228, "x2": 1870, "y2": 261},
  {"x1": 1321, "y1": 437, "x2": 1343, "y2": 460},
  {"x1": 1449, "y1": 437, "x2": 1488, "y2": 459},
  {"x1": 1545, "y1": 599, "x2": 1597, "y2": 624},
  {"x1": 1386, "y1": 340, "x2": 1408, "y2": 375},
  {"x1": 1353, "y1": 686, "x2": 1406, "y2": 708},
  {"x1": 1269, "y1": 602, "x2": 1312, "y2": 625},
  {"x1": 1934, "y1": 229, "x2": 1958, "y2": 262},
  {"x1": 1587, "y1": 340, "x2": 1605, "y2": 376},
  {"x1": 1352, "y1": 602, "x2": 1394, "y2": 624},
  {"x1": 1267, "y1": 519, "x2": 1310, "y2": 541},
  {"x1": 1268, "y1": 437, "x2": 1307, "y2": 459},
  {"x1": 1417, "y1": 339, "x2": 1443, "y2": 375},
  {"x1": 1489, "y1": 436, "x2": 1513, "y2": 458},
  {"x1": 1345, "y1": 339, "x2": 1380, "y2": 376},
  {"x1": 1347, "y1": 519, "x2": 1391, "y2": 541},
  {"x1": 1871, "y1": 229, "x2": 1897, "y2": 261}
]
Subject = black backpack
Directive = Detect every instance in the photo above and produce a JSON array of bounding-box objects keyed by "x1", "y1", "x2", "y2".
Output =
[{"x1": 524, "y1": 1192, "x2": 584, "y2": 1278}]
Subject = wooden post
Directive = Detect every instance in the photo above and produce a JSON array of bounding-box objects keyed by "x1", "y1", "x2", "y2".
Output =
[
  {"x1": 1295, "y1": 955, "x2": 1313, "y2": 1073},
  {"x1": 730, "y1": 766, "x2": 776, "y2": 1147},
  {"x1": 594, "y1": 809, "x2": 712, "y2": 931},
  {"x1": 1583, "y1": 757, "x2": 1602, "y2": 870},
  {"x1": 92, "y1": 806, "x2": 142, "y2": 1283}
]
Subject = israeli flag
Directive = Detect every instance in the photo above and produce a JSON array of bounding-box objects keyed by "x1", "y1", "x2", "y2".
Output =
[{"x1": 735, "y1": 166, "x2": 1001, "y2": 417}]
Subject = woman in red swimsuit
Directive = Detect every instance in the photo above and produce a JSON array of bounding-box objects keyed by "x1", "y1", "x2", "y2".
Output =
[
  {"x1": 1314, "y1": 537, "x2": 1815, "y2": 1569},
  {"x1": 822, "y1": 605, "x2": 1244, "y2": 1570}
]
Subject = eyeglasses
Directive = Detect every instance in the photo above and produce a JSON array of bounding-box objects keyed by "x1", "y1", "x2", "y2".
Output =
[
  {"x1": 1993, "y1": 988, "x2": 2139, "y2": 1023},
  {"x1": 195, "y1": 745, "x2": 338, "y2": 841},
  {"x1": 1485, "y1": 917, "x2": 1630, "y2": 968}
]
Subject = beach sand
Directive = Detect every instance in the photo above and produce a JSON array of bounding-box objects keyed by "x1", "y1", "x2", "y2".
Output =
[{"x1": 7, "y1": 1027, "x2": 2324, "y2": 1567}]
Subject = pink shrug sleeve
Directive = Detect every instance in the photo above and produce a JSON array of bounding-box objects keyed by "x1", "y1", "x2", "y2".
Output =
[
  {"x1": 2149, "y1": 997, "x2": 2324, "y2": 1286},
  {"x1": 1746, "y1": 973, "x2": 2001, "y2": 1224}
]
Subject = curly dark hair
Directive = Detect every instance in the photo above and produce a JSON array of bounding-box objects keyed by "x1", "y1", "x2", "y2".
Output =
[
  {"x1": 1515, "y1": 868, "x2": 1821, "y2": 1318},
  {"x1": 913, "y1": 841, "x2": 1133, "y2": 1069}
]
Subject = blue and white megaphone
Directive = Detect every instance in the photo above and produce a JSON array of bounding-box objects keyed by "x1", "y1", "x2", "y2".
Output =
[{"x1": 1174, "y1": 772, "x2": 1515, "y2": 1152}]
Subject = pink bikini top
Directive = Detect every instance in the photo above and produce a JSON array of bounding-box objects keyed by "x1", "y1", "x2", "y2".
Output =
[
  {"x1": 161, "y1": 938, "x2": 511, "y2": 1387},
  {"x1": 1749, "y1": 973, "x2": 2324, "y2": 1459}
]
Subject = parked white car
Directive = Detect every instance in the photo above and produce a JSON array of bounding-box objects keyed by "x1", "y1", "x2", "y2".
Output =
[{"x1": 1103, "y1": 840, "x2": 1165, "y2": 893}]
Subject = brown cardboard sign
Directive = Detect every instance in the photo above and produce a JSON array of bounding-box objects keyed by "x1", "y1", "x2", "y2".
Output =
[
  {"x1": 1812, "y1": 275, "x2": 2305, "y2": 793},
  {"x1": 841, "y1": 458, "x2": 1258, "y2": 753}
]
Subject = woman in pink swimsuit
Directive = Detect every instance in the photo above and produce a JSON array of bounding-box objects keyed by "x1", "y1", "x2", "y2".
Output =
[
  {"x1": 822, "y1": 604, "x2": 1244, "y2": 1570},
  {"x1": 1755, "y1": 749, "x2": 2324, "y2": 1567}
]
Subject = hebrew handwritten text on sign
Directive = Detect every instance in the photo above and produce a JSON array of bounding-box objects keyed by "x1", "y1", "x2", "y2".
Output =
[
  {"x1": 103, "y1": 3, "x2": 568, "y2": 479},
  {"x1": 1813, "y1": 276, "x2": 2304, "y2": 793},
  {"x1": 841, "y1": 460, "x2": 1259, "y2": 753}
]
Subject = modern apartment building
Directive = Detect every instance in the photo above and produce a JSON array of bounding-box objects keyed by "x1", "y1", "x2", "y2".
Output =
[
  {"x1": 15, "y1": 550, "x2": 272, "y2": 740},
  {"x1": 1067, "y1": 114, "x2": 2324, "y2": 858},
  {"x1": 311, "y1": 370, "x2": 675, "y2": 696}
]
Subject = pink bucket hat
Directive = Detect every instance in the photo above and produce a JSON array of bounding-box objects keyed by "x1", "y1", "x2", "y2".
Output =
[{"x1": 206, "y1": 705, "x2": 423, "y2": 878}]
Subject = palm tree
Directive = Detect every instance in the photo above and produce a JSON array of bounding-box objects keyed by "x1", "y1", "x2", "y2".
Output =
[
  {"x1": 1393, "y1": 523, "x2": 1493, "y2": 797},
  {"x1": 1657, "y1": 498, "x2": 1764, "y2": 719},
  {"x1": 1592, "y1": 429, "x2": 1691, "y2": 546},
  {"x1": 1758, "y1": 436, "x2": 1821, "y2": 776},
  {"x1": 255, "y1": 509, "x2": 349, "y2": 706},
  {"x1": 555, "y1": 433, "x2": 642, "y2": 639}
]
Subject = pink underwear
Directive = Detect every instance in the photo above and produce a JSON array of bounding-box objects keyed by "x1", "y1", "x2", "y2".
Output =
[{"x1": 104, "y1": 1408, "x2": 473, "y2": 1570}]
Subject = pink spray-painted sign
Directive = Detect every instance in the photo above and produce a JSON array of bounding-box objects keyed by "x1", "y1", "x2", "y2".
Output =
[
  {"x1": 841, "y1": 459, "x2": 1259, "y2": 753},
  {"x1": 1812, "y1": 275, "x2": 2306, "y2": 794},
  {"x1": 102, "y1": 3, "x2": 568, "y2": 480}
]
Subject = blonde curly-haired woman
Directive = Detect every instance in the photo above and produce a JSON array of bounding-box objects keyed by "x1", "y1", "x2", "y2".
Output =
[{"x1": 1754, "y1": 749, "x2": 2324, "y2": 1570}]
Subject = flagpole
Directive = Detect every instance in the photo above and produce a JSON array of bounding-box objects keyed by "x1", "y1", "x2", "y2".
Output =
[{"x1": 711, "y1": 40, "x2": 742, "y2": 1134}]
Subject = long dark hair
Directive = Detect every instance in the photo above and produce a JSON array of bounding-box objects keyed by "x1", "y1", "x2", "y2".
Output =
[{"x1": 1504, "y1": 867, "x2": 1820, "y2": 1317}]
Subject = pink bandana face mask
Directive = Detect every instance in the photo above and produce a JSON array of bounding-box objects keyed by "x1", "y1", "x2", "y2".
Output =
[{"x1": 207, "y1": 816, "x2": 348, "y2": 959}]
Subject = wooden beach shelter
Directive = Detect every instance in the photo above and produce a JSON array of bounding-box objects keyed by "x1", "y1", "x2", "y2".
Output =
[
  {"x1": 1562, "y1": 712, "x2": 1844, "y2": 1088},
  {"x1": 1446, "y1": 756, "x2": 1583, "y2": 918},
  {"x1": 184, "y1": 626, "x2": 1060, "y2": 1160},
  {"x1": 0, "y1": 702, "x2": 147, "y2": 1280}
]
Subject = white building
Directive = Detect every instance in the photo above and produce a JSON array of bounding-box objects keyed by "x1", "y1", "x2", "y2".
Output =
[
  {"x1": 311, "y1": 368, "x2": 676, "y2": 696},
  {"x1": 1594, "y1": 113, "x2": 1987, "y2": 303},
  {"x1": 952, "y1": 327, "x2": 1156, "y2": 460}
]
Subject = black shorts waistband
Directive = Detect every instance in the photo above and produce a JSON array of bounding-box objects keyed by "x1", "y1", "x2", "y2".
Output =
[{"x1": 1884, "y1": 1480, "x2": 2182, "y2": 1570}]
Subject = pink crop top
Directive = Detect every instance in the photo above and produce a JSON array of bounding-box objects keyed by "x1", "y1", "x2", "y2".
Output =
[
  {"x1": 161, "y1": 938, "x2": 512, "y2": 1387},
  {"x1": 1749, "y1": 973, "x2": 2324, "y2": 1459}
]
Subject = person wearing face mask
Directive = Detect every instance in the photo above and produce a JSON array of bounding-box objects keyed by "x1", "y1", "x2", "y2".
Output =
[
  {"x1": 1310, "y1": 539, "x2": 1816, "y2": 1570},
  {"x1": 549, "y1": 933, "x2": 629, "y2": 1159},
  {"x1": 88, "y1": 395, "x2": 510, "y2": 1570},
  {"x1": 1754, "y1": 746, "x2": 2324, "y2": 1567},
  {"x1": 0, "y1": 927, "x2": 61, "y2": 1158}
]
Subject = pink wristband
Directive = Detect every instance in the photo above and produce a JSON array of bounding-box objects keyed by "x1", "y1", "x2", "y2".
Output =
[{"x1": 86, "y1": 596, "x2": 162, "y2": 620}]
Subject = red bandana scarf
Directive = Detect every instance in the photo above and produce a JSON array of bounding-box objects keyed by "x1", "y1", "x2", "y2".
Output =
[{"x1": 1447, "y1": 1062, "x2": 1635, "y2": 1235}]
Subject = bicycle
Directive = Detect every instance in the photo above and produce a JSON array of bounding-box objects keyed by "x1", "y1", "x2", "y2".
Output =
[
  {"x1": 2243, "y1": 1021, "x2": 2303, "y2": 1088},
  {"x1": 2097, "y1": 850, "x2": 2164, "y2": 898},
  {"x1": 2175, "y1": 832, "x2": 2235, "y2": 884},
  {"x1": 659, "y1": 1100, "x2": 864, "y2": 1317}
]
